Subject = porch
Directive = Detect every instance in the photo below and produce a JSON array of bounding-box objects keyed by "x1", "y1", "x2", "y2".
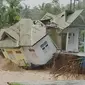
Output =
[{"x1": 62, "y1": 28, "x2": 85, "y2": 53}]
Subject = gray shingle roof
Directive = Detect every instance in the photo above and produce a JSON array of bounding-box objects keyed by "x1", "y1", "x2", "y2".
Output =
[
  {"x1": 55, "y1": 9, "x2": 84, "y2": 29},
  {"x1": 0, "y1": 19, "x2": 46, "y2": 47},
  {"x1": 41, "y1": 9, "x2": 85, "y2": 30}
]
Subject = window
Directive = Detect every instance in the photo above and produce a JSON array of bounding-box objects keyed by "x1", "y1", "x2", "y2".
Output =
[
  {"x1": 61, "y1": 14, "x2": 64, "y2": 17},
  {"x1": 16, "y1": 51, "x2": 22, "y2": 54},
  {"x1": 40, "y1": 41, "x2": 49, "y2": 53},
  {"x1": 68, "y1": 33, "x2": 71, "y2": 39},
  {"x1": 68, "y1": 33, "x2": 75, "y2": 44},
  {"x1": 2, "y1": 49, "x2": 4, "y2": 52},
  {"x1": 7, "y1": 51, "x2": 15, "y2": 60},
  {"x1": 29, "y1": 49, "x2": 35, "y2": 52}
]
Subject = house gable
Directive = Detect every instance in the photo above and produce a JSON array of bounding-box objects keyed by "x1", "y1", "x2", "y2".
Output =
[
  {"x1": 0, "y1": 32, "x2": 18, "y2": 48},
  {"x1": 55, "y1": 9, "x2": 84, "y2": 30},
  {"x1": 41, "y1": 13, "x2": 56, "y2": 22},
  {"x1": 69, "y1": 15, "x2": 85, "y2": 27},
  {"x1": 1, "y1": 32, "x2": 16, "y2": 41}
]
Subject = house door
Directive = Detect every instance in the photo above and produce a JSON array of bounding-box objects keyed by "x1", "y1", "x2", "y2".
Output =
[{"x1": 79, "y1": 30, "x2": 85, "y2": 52}]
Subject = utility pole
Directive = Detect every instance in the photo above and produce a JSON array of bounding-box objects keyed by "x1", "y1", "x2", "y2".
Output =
[
  {"x1": 74, "y1": 0, "x2": 76, "y2": 11},
  {"x1": 83, "y1": 0, "x2": 85, "y2": 8},
  {"x1": 73, "y1": 0, "x2": 80, "y2": 11},
  {"x1": 70, "y1": 0, "x2": 72, "y2": 10}
]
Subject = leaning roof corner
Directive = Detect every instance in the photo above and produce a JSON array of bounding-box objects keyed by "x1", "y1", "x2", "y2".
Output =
[{"x1": 41, "y1": 12, "x2": 56, "y2": 21}]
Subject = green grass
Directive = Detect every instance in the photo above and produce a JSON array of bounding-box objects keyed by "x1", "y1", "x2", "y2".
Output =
[{"x1": 8, "y1": 82, "x2": 23, "y2": 85}]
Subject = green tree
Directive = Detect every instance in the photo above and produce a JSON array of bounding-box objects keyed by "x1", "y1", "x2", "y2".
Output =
[
  {"x1": 38, "y1": 0, "x2": 61, "y2": 15},
  {"x1": 0, "y1": 0, "x2": 8, "y2": 28},
  {"x1": 21, "y1": 5, "x2": 30, "y2": 18},
  {"x1": 20, "y1": 0, "x2": 62, "y2": 20},
  {"x1": 6, "y1": 0, "x2": 22, "y2": 25},
  {"x1": 0, "y1": 0, "x2": 22, "y2": 29}
]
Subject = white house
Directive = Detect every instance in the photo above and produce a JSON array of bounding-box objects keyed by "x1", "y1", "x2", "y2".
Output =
[
  {"x1": 0, "y1": 19, "x2": 56, "y2": 67},
  {"x1": 55, "y1": 9, "x2": 85, "y2": 53}
]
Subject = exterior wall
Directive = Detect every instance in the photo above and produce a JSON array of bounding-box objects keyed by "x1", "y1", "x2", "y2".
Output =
[
  {"x1": 23, "y1": 35, "x2": 57, "y2": 65},
  {"x1": 61, "y1": 33, "x2": 67, "y2": 50},
  {"x1": 63, "y1": 28, "x2": 79, "y2": 52},
  {"x1": 47, "y1": 29, "x2": 61, "y2": 49},
  {"x1": 22, "y1": 47, "x2": 40, "y2": 65},
  {"x1": 56, "y1": 31, "x2": 62, "y2": 49},
  {"x1": 2, "y1": 48, "x2": 26, "y2": 66}
]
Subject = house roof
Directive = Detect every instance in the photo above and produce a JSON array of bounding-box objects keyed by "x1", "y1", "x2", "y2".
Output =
[
  {"x1": 55, "y1": 9, "x2": 84, "y2": 29},
  {"x1": 41, "y1": 9, "x2": 85, "y2": 30},
  {"x1": 0, "y1": 19, "x2": 46, "y2": 48},
  {"x1": 41, "y1": 12, "x2": 56, "y2": 23},
  {"x1": 0, "y1": 38, "x2": 18, "y2": 48},
  {"x1": 0, "y1": 29, "x2": 6, "y2": 40}
]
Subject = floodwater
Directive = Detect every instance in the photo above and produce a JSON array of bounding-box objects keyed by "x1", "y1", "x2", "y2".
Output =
[
  {"x1": 0, "y1": 55, "x2": 54, "y2": 85},
  {"x1": 0, "y1": 55, "x2": 85, "y2": 85}
]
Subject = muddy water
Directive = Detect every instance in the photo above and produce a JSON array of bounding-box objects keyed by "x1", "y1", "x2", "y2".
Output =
[
  {"x1": 0, "y1": 55, "x2": 24, "y2": 71},
  {"x1": 0, "y1": 55, "x2": 54, "y2": 85},
  {"x1": 0, "y1": 55, "x2": 85, "y2": 85}
]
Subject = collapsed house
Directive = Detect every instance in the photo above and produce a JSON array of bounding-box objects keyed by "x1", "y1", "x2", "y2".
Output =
[{"x1": 0, "y1": 19, "x2": 56, "y2": 67}]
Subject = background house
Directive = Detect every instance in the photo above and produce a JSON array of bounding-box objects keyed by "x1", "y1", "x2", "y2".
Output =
[
  {"x1": 55, "y1": 9, "x2": 85, "y2": 52},
  {"x1": 0, "y1": 19, "x2": 56, "y2": 66}
]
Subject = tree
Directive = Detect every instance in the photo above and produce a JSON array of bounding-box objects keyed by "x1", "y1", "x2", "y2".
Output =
[
  {"x1": 52, "y1": 0, "x2": 59, "y2": 3},
  {"x1": 20, "y1": 5, "x2": 31, "y2": 18},
  {"x1": 0, "y1": 0, "x2": 62, "y2": 28},
  {"x1": 0, "y1": 0, "x2": 22, "y2": 29},
  {"x1": 0, "y1": 0, "x2": 8, "y2": 28},
  {"x1": 19, "y1": 0, "x2": 62, "y2": 20},
  {"x1": 6, "y1": 0, "x2": 22, "y2": 25},
  {"x1": 38, "y1": 0, "x2": 61, "y2": 15}
]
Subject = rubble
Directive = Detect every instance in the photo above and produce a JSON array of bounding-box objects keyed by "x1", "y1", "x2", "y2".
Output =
[{"x1": 51, "y1": 53, "x2": 85, "y2": 79}]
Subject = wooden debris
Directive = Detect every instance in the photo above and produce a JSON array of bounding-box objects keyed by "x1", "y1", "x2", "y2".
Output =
[{"x1": 51, "y1": 53, "x2": 85, "y2": 78}]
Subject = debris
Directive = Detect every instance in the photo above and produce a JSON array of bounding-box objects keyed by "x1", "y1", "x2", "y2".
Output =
[{"x1": 51, "y1": 53, "x2": 85, "y2": 79}]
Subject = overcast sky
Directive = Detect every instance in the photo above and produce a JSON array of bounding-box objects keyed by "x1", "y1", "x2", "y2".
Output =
[{"x1": 23, "y1": 0, "x2": 70, "y2": 8}]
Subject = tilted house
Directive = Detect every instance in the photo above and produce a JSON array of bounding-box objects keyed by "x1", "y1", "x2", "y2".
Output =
[
  {"x1": 0, "y1": 19, "x2": 56, "y2": 66},
  {"x1": 41, "y1": 13, "x2": 62, "y2": 49},
  {"x1": 55, "y1": 9, "x2": 85, "y2": 53}
]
